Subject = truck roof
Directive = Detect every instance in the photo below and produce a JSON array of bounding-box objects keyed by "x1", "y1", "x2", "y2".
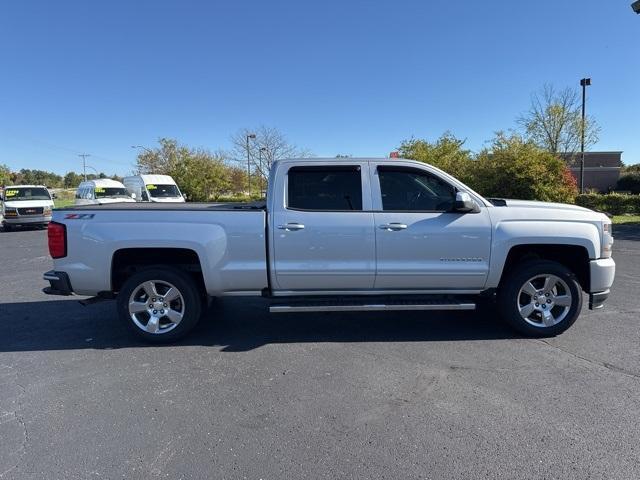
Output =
[
  {"x1": 124, "y1": 174, "x2": 178, "y2": 184},
  {"x1": 3, "y1": 184, "x2": 48, "y2": 189},
  {"x1": 78, "y1": 179, "x2": 126, "y2": 188},
  {"x1": 275, "y1": 157, "x2": 413, "y2": 164}
]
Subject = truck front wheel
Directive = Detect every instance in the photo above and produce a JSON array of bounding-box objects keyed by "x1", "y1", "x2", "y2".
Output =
[
  {"x1": 497, "y1": 260, "x2": 582, "y2": 337},
  {"x1": 117, "y1": 267, "x2": 202, "y2": 343}
]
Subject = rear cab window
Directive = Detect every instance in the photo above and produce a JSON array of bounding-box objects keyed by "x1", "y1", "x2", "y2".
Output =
[{"x1": 287, "y1": 166, "x2": 363, "y2": 211}]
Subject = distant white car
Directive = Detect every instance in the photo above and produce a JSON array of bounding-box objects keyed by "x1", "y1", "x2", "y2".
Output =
[
  {"x1": 123, "y1": 174, "x2": 185, "y2": 203},
  {"x1": 1, "y1": 185, "x2": 54, "y2": 231},
  {"x1": 75, "y1": 179, "x2": 136, "y2": 206}
]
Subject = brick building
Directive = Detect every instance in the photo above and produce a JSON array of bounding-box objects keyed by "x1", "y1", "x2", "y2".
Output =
[{"x1": 561, "y1": 151, "x2": 622, "y2": 192}]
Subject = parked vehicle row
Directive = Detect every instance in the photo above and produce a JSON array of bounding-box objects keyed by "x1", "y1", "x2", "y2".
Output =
[
  {"x1": 43, "y1": 157, "x2": 615, "y2": 343},
  {"x1": 1, "y1": 174, "x2": 185, "y2": 231},
  {"x1": 76, "y1": 175, "x2": 185, "y2": 205}
]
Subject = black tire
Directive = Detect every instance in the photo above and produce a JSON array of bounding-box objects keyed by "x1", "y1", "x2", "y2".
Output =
[
  {"x1": 497, "y1": 260, "x2": 583, "y2": 337},
  {"x1": 2, "y1": 224, "x2": 11, "y2": 232},
  {"x1": 116, "y1": 267, "x2": 202, "y2": 343}
]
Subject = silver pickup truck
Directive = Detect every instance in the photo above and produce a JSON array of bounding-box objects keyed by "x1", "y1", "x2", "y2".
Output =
[{"x1": 43, "y1": 158, "x2": 615, "y2": 342}]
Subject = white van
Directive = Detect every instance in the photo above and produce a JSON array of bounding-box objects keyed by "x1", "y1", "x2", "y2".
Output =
[
  {"x1": 123, "y1": 174, "x2": 185, "y2": 202},
  {"x1": 1, "y1": 185, "x2": 54, "y2": 231},
  {"x1": 75, "y1": 179, "x2": 136, "y2": 205}
]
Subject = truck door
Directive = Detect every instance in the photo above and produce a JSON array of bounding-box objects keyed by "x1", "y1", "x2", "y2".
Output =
[
  {"x1": 371, "y1": 164, "x2": 492, "y2": 290},
  {"x1": 271, "y1": 163, "x2": 376, "y2": 290}
]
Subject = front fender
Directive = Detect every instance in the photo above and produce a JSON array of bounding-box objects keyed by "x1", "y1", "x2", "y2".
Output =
[{"x1": 485, "y1": 219, "x2": 601, "y2": 288}]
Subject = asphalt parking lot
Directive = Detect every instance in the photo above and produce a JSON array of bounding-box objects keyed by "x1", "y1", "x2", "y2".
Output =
[{"x1": 1, "y1": 226, "x2": 639, "y2": 479}]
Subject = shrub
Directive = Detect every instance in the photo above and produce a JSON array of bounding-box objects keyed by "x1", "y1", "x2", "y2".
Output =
[
  {"x1": 616, "y1": 172, "x2": 640, "y2": 194},
  {"x1": 473, "y1": 132, "x2": 578, "y2": 203},
  {"x1": 575, "y1": 193, "x2": 640, "y2": 215},
  {"x1": 397, "y1": 132, "x2": 474, "y2": 185}
]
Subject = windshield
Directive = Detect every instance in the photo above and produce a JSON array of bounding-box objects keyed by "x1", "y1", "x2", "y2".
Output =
[
  {"x1": 95, "y1": 187, "x2": 129, "y2": 198},
  {"x1": 146, "y1": 184, "x2": 181, "y2": 198},
  {"x1": 3, "y1": 187, "x2": 51, "y2": 201}
]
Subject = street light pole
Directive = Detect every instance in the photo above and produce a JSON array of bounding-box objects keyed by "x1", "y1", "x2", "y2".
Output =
[
  {"x1": 259, "y1": 147, "x2": 267, "y2": 196},
  {"x1": 579, "y1": 77, "x2": 591, "y2": 194},
  {"x1": 246, "y1": 134, "x2": 256, "y2": 193}
]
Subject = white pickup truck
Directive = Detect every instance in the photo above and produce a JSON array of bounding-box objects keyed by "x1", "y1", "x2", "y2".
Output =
[{"x1": 43, "y1": 158, "x2": 615, "y2": 342}]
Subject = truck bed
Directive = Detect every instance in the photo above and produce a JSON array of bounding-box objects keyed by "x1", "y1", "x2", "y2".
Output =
[{"x1": 49, "y1": 203, "x2": 269, "y2": 296}]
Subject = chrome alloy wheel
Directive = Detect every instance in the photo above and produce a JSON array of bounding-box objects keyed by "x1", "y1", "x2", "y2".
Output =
[
  {"x1": 517, "y1": 274, "x2": 573, "y2": 328},
  {"x1": 128, "y1": 280, "x2": 185, "y2": 334}
]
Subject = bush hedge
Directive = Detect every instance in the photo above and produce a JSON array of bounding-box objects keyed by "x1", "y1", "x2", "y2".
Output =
[
  {"x1": 575, "y1": 193, "x2": 640, "y2": 215},
  {"x1": 616, "y1": 172, "x2": 640, "y2": 194}
]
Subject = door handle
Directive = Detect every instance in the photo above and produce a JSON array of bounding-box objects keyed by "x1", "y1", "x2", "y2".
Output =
[
  {"x1": 379, "y1": 223, "x2": 408, "y2": 231},
  {"x1": 278, "y1": 223, "x2": 305, "y2": 231}
]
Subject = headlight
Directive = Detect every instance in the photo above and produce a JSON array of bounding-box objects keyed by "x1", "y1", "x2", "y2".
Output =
[
  {"x1": 44, "y1": 207, "x2": 52, "y2": 215},
  {"x1": 602, "y1": 221, "x2": 613, "y2": 258},
  {"x1": 4, "y1": 208, "x2": 17, "y2": 217}
]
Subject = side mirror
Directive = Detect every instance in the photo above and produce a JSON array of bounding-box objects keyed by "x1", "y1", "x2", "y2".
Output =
[
  {"x1": 454, "y1": 192, "x2": 480, "y2": 213},
  {"x1": 51, "y1": 192, "x2": 57, "y2": 199}
]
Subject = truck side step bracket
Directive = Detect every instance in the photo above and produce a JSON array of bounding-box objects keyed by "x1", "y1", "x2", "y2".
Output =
[{"x1": 269, "y1": 299, "x2": 476, "y2": 313}]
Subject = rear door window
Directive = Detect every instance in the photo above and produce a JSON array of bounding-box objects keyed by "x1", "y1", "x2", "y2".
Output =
[{"x1": 287, "y1": 166, "x2": 362, "y2": 211}]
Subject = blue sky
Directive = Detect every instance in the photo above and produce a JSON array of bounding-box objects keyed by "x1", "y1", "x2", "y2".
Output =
[{"x1": 1, "y1": 0, "x2": 638, "y2": 175}]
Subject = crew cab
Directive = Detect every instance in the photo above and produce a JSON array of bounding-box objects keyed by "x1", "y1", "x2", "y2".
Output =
[
  {"x1": 2, "y1": 185, "x2": 54, "y2": 231},
  {"x1": 43, "y1": 158, "x2": 615, "y2": 342}
]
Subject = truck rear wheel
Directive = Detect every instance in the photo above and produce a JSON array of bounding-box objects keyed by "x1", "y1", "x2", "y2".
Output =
[
  {"x1": 497, "y1": 260, "x2": 582, "y2": 337},
  {"x1": 117, "y1": 267, "x2": 202, "y2": 343}
]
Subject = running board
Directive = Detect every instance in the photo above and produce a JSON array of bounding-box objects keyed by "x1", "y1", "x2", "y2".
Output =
[{"x1": 270, "y1": 302, "x2": 476, "y2": 313}]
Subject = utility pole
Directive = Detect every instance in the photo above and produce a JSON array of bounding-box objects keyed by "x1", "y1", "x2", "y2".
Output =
[
  {"x1": 579, "y1": 78, "x2": 591, "y2": 194},
  {"x1": 78, "y1": 154, "x2": 91, "y2": 181},
  {"x1": 246, "y1": 134, "x2": 256, "y2": 193}
]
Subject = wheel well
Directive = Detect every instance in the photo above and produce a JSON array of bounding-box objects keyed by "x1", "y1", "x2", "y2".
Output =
[
  {"x1": 500, "y1": 244, "x2": 590, "y2": 291},
  {"x1": 111, "y1": 248, "x2": 205, "y2": 294}
]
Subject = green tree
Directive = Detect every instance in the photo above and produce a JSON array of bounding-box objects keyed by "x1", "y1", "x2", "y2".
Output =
[
  {"x1": 397, "y1": 132, "x2": 473, "y2": 183},
  {"x1": 17, "y1": 169, "x2": 63, "y2": 187},
  {"x1": 63, "y1": 171, "x2": 84, "y2": 188},
  {"x1": 135, "y1": 138, "x2": 179, "y2": 175},
  {"x1": 134, "y1": 138, "x2": 233, "y2": 201},
  {"x1": 0, "y1": 164, "x2": 11, "y2": 186},
  {"x1": 475, "y1": 132, "x2": 577, "y2": 203},
  {"x1": 170, "y1": 152, "x2": 231, "y2": 201}
]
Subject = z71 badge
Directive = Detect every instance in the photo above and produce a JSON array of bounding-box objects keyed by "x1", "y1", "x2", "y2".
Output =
[{"x1": 64, "y1": 213, "x2": 95, "y2": 219}]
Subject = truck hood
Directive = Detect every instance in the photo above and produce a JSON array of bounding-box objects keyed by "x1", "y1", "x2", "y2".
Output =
[
  {"x1": 498, "y1": 199, "x2": 592, "y2": 213},
  {"x1": 3, "y1": 199, "x2": 54, "y2": 209}
]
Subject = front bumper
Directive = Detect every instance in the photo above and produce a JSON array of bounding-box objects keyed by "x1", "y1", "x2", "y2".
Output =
[
  {"x1": 588, "y1": 257, "x2": 615, "y2": 310},
  {"x1": 590, "y1": 257, "x2": 615, "y2": 292},
  {"x1": 3, "y1": 215, "x2": 52, "y2": 225},
  {"x1": 43, "y1": 270, "x2": 73, "y2": 296}
]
